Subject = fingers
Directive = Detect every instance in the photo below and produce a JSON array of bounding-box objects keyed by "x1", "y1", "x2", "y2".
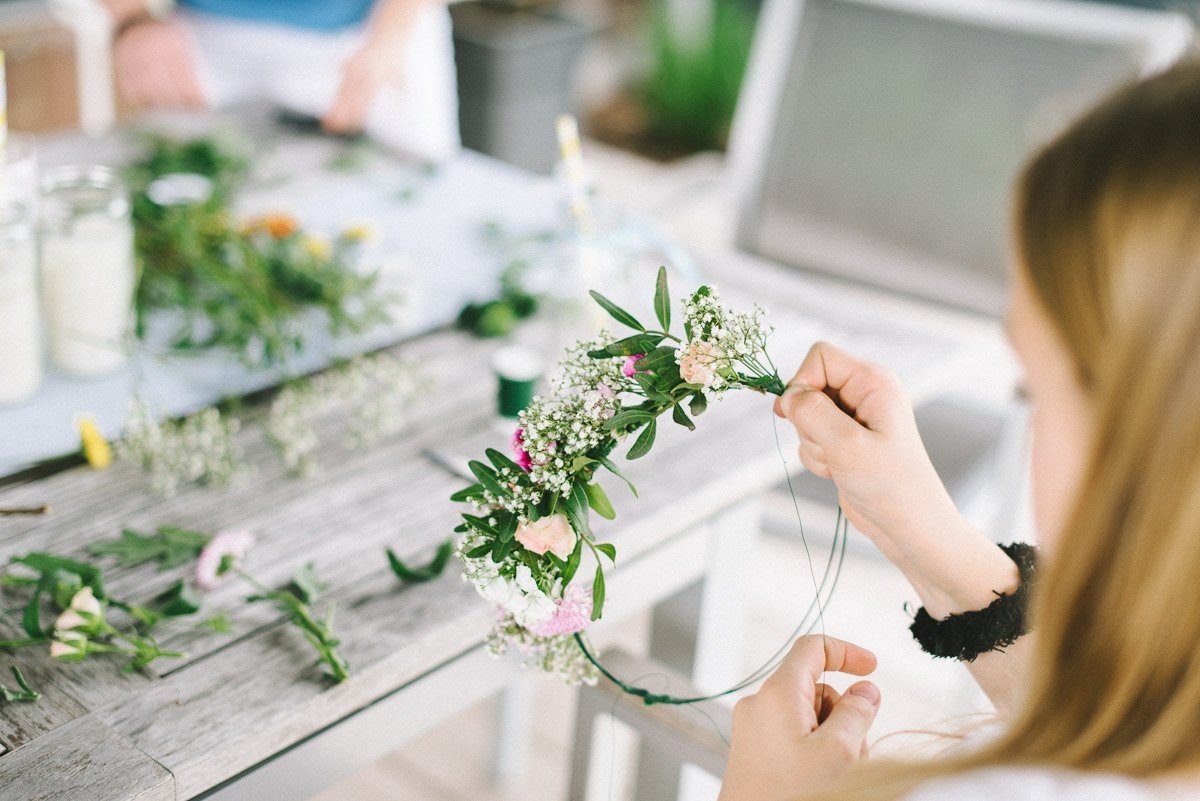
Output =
[
  {"x1": 323, "y1": 76, "x2": 373, "y2": 134},
  {"x1": 777, "y1": 342, "x2": 906, "y2": 435},
  {"x1": 817, "y1": 681, "x2": 880, "y2": 757},
  {"x1": 813, "y1": 683, "x2": 840, "y2": 725},
  {"x1": 782, "y1": 388, "x2": 866, "y2": 453},
  {"x1": 770, "y1": 635, "x2": 877, "y2": 697},
  {"x1": 797, "y1": 440, "x2": 831, "y2": 479}
]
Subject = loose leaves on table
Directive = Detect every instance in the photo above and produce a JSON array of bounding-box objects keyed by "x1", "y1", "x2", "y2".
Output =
[
  {"x1": 87, "y1": 526, "x2": 210, "y2": 570},
  {"x1": 387, "y1": 539, "x2": 454, "y2": 584}
]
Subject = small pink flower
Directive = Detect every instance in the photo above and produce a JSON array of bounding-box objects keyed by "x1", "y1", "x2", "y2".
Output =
[
  {"x1": 678, "y1": 341, "x2": 722, "y2": 388},
  {"x1": 596, "y1": 382, "x2": 615, "y2": 399},
  {"x1": 510, "y1": 428, "x2": 533, "y2": 471},
  {"x1": 528, "y1": 584, "x2": 594, "y2": 637},
  {"x1": 622, "y1": 354, "x2": 646, "y2": 378},
  {"x1": 196, "y1": 529, "x2": 256, "y2": 591},
  {"x1": 515, "y1": 514, "x2": 575, "y2": 559}
]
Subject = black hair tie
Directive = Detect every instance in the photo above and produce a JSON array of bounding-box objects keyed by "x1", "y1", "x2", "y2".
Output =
[{"x1": 909, "y1": 542, "x2": 1039, "y2": 662}]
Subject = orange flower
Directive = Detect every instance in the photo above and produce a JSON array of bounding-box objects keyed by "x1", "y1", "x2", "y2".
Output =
[{"x1": 244, "y1": 214, "x2": 299, "y2": 239}]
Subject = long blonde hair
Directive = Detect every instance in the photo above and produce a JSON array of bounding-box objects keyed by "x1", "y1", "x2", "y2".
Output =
[{"x1": 807, "y1": 60, "x2": 1200, "y2": 799}]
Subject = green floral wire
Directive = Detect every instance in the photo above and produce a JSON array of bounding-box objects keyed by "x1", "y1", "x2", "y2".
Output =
[{"x1": 574, "y1": 494, "x2": 848, "y2": 707}]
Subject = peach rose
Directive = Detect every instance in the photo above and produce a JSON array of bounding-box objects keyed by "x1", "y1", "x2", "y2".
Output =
[
  {"x1": 515, "y1": 514, "x2": 576, "y2": 559},
  {"x1": 678, "y1": 341, "x2": 722, "y2": 387}
]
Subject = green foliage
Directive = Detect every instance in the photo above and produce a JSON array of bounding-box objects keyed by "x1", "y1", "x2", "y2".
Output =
[
  {"x1": 640, "y1": 0, "x2": 757, "y2": 153},
  {"x1": 457, "y1": 261, "x2": 539, "y2": 338},
  {"x1": 0, "y1": 667, "x2": 40, "y2": 703},
  {"x1": 247, "y1": 565, "x2": 348, "y2": 683},
  {"x1": 386, "y1": 540, "x2": 454, "y2": 584},
  {"x1": 87, "y1": 526, "x2": 210, "y2": 570},
  {"x1": 128, "y1": 135, "x2": 391, "y2": 368}
]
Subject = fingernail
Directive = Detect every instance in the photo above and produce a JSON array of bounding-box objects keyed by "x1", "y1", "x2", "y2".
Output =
[{"x1": 849, "y1": 682, "x2": 880, "y2": 707}]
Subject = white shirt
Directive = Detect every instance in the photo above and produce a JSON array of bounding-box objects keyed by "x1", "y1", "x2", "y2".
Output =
[{"x1": 903, "y1": 767, "x2": 1198, "y2": 801}]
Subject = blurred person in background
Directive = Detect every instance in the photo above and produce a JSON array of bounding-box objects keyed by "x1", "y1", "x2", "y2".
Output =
[
  {"x1": 102, "y1": 0, "x2": 458, "y2": 161},
  {"x1": 721, "y1": 60, "x2": 1200, "y2": 801}
]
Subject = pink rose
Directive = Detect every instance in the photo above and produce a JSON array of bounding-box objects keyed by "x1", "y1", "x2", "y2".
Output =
[
  {"x1": 622, "y1": 354, "x2": 646, "y2": 378},
  {"x1": 196, "y1": 529, "x2": 256, "y2": 591},
  {"x1": 527, "y1": 584, "x2": 594, "y2": 637},
  {"x1": 515, "y1": 514, "x2": 575, "y2": 559},
  {"x1": 510, "y1": 427, "x2": 533, "y2": 471},
  {"x1": 678, "y1": 341, "x2": 722, "y2": 387}
]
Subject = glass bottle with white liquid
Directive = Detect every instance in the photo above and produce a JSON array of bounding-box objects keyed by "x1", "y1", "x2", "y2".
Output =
[
  {"x1": 0, "y1": 201, "x2": 42, "y2": 404},
  {"x1": 40, "y1": 166, "x2": 136, "y2": 377}
]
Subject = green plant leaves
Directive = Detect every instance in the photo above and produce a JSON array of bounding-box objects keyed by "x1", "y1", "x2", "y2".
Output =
[
  {"x1": 468, "y1": 460, "x2": 508, "y2": 498},
  {"x1": 0, "y1": 667, "x2": 40, "y2": 703},
  {"x1": 87, "y1": 526, "x2": 210, "y2": 570},
  {"x1": 627, "y1": 419, "x2": 657, "y2": 460},
  {"x1": 653, "y1": 266, "x2": 671, "y2": 331},
  {"x1": 584, "y1": 483, "x2": 616, "y2": 520},
  {"x1": 589, "y1": 290, "x2": 644, "y2": 331},
  {"x1": 590, "y1": 333, "x2": 664, "y2": 359},
  {"x1": 591, "y1": 567, "x2": 606, "y2": 620},
  {"x1": 672, "y1": 404, "x2": 696, "y2": 431},
  {"x1": 598, "y1": 456, "x2": 638, "y2": 498},
  {"x1": 566, "y1": 481, "x2": 592, "y2": 538},
  {"x1": 154, "y1": 581, "x2": 202, "y2": 617},
  {"x1": 386, "y1": 539, "x2": 454, "y2": 584}
]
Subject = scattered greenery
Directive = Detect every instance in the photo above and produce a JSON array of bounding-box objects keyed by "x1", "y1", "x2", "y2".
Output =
[
  {"x1": 128, "y1": 135, "x2": 392, "y2": 368},
  {"x1": 87, "y1": 525, "x2": 210, "y2": 570},
  {"x1": 386, "y1": 540, "x2": 454, "y2": 585},
  {"x1": 243, "y1": 564, "x2": 349, "y2": 683},
  {"x1": 457, "y1": 260, "x2": 539, "y2": 338},
  {"x1": 0, "y1": 667, "x2": 40, "y2": 703},
  {"x1": 640, "y1": 0, "x2": 756, "y2": 153}
]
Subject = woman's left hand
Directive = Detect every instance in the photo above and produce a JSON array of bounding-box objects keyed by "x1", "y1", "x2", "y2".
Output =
[
  {"x1": 719, "y1": 635, "x2": 881, "y2": 801},
  {"x1": 323, "y1": 38, "x2": 404, "y2": 134}
]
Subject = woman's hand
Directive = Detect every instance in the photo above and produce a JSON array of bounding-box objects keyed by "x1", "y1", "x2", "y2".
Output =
[
  {"x1": 719, "y1": 635, "x2": 881, "y2": 801},
  {"x1": 323, "y1": 38, "x2": 404, "y2": 134},
  {"x1": 774, "y1": 341, "x2": 956, "y2": 549},
  {"x1": 112, "y1": 19, "x2": 207, "y2": 111}
]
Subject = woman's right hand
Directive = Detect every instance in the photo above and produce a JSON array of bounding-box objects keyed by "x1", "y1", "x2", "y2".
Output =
[
  {"x1": 773, "y1": 341, "x2": 957, "y2": 552},
  {"x1": 774, "y1": 342, "x2": 1022, "y2": 621}
]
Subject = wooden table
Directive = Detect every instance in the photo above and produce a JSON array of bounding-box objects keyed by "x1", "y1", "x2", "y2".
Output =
[{"x1": 0, "y1": 135, "x2": 1012, "y2": 801}]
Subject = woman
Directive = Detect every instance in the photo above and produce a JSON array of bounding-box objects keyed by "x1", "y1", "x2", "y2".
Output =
[
  {"x1": 720, "y1": 60, "x2": 1200, "y2": 800},
  {"x1": 102, "y1": 0, "x2": 458, "y2": 161}
]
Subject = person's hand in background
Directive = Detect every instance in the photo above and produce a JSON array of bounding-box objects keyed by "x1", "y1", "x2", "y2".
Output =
[
  {"x1": 112, "y1": 18, "x2": 207, "y2": 111},
  {"x1": 323, "y1": 0, "x2": 430, "y2": 134},
  {"x1": 719, "y1": 635, "x2": 881, "y2": 801}
]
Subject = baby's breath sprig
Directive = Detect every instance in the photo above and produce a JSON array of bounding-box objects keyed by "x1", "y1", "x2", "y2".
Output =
[{"x1": 452, "y1": 268, "x2": 784, "y2": 683}]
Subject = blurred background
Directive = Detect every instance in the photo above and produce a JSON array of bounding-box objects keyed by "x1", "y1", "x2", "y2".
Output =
[{"x1": 0, "y1": 1, "x2": 1197, "y2": 800}]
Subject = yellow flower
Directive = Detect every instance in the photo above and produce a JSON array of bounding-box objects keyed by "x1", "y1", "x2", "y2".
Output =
[
  {"x1": 77, "y1": 416, "x2": 112, "y2": 469},
  {"x1": 243, "y1": 213, "x2": 299, "y2": 239},
  {"x1": 303, "y1": 235, "x2": 332, "y2": 261},
  {"x1": 339, "y1": 223, "x2": 375, "y2": 243}
]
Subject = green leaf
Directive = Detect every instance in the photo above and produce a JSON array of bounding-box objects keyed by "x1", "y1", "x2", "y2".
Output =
[
  {"x1": 12, "y1": 553, "x2": 105, "y2": 597},
  {"x1": 595, "y1": 543, "x2": 617, "y2": 563},
  {"x1": 591, "y1": 567, "x2": 606, "y2": 620},
  {"x1": 202, "y1": 613, "x2": 232, "y2": 634},
  {"x1": 595, "y1": 333, "x2": 663, "y2": 358},
  {"x1": 485, "y1": 448, "x2": 526, "y2": 477},
  {"x1": 87, "y1": 526, "x2": 210, "y2": 571},
  {"x1": 21, "y1": 578, "x2": 47, "y2": 639},
  {"x1": 584, "y1": 483, "x2": 616, "y2": 520},
  {"x1": 653, "y1": 266, "x2": 671, "y2": 331},
  {"x1": 0, "y1": 667, "x2": 40, "y2": 703},
  {"x1": 689, "y1": 391, "x2": 708, "y2": 417},
  {"x1": 464, "y1": 543, "x2": 493, "y2": 559},
  {"x1": 450, "y1": 483, "x2": 485, "y2": 503},
  {"x1": 604, "y1": 409, "x2": 655, "y2": 432},
  {"x1": 627, "y1": 419, "x2": 657, "y2": 460},
  {"x1": 461, "y1": 514, "x2": 501, "y2": 538},
  {"x1": 468, "y1": 460, "x2": 508, "y2": 498},
  {"x1": 386, "y1": 539, "x2": 454, "y2": 584},
  {"x1": 155, "y1": 581, "x2": 202, "y2": 617},
  {"x1": 634, "y1": 346, "x2": 678, "y2": 374},
  {"x1": 562, "y1": 538, "x2": 583, "y2": 585},
  {"x1": 565, "y1": 481, "x2": 592, "y2": 538},
  {"x1": 597, "y1": 456, "x2": 639, "y2": 498},
  {"x1": 671, "y1": 404, "x2": 696, "y2": 431},
  {"x1": 589, "y1": 290, "x2": 644, "y2": 331},
  {"x1": 289, "y1": 564, "x2": 327, "y2": 605}
]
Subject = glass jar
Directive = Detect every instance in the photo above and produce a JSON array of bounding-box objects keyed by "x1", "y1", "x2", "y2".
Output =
[
  {"x1": 0, "y1": 201, "x2": 42, "y2": 404},
  {"x1": 40, "y1": 166, "x2": 136, "y2": 377}
]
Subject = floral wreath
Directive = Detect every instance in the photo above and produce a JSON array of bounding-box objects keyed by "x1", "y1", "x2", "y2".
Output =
[{"x1": 452, "y1": 269, "x2": 792, "y2": 684}]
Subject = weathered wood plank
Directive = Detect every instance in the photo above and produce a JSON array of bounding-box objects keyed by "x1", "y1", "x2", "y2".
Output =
[{"x1": 0, "y1": 713, "x2": 174, "y2": 801}]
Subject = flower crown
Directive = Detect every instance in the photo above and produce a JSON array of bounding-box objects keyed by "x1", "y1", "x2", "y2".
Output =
[{"x1": 452, "y1": 269, "x2": 783, "y2": 683}]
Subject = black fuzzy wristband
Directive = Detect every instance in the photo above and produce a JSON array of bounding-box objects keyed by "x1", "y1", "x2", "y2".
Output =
[{"x1": 909, "y1": 542, "x2": 1039, "y2": 662}]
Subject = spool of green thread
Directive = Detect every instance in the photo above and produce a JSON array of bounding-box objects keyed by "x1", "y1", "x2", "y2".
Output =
[{"x1": 492, "y1": 345, "x2": 543, "y2": 419}]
